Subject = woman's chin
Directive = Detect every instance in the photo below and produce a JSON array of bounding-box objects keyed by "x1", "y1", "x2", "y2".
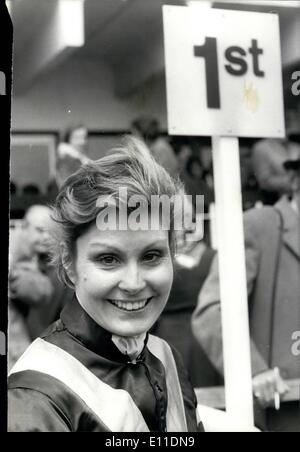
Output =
[{"x1": 108, "y1": 321, "x2": 150, "y2": 338}]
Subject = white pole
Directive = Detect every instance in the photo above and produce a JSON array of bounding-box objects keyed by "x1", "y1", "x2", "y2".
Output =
[
  {"x1": 212, "y1": 136, "x2": 254, "y2": 427},
  {"x1": 208, "y1": 203, "x2": 218, "y2": 251}
]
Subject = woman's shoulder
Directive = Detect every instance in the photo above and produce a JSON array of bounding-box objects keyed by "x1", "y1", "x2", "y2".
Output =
[
  {"x1": 8, "y1": 380, "x2": 72, "y2": 432},
  {"x1": 8, "y1": 369, "x2": 105, "y2": 432},
  {"x1": 8, "y1": 348, "x2": 75, "y2": 432},
  {"x1": 8, "y1": 338, "x2": 108, "y2": 432}
]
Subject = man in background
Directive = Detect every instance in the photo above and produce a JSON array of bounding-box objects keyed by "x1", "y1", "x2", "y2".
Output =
[
  {"x1": 9, "y1": 205, "x2": 73, "y2": 369},
  {"x1": 251, "y1": 110, "x2": 300, "y2": 205},
  {"x1": 192, "y1": 156, "x2": 300, "y2": 431},
  {"x1": 131, "y1": 116, "x2": 179, "y2": 178},
  {"x1": 55, "y1": 124, "x2": 91, "y2": 188}
]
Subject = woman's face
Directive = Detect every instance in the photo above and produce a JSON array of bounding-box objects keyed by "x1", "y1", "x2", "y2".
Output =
[{"x1": 71, "y1": 222, "x2": 173, "y2": 337}]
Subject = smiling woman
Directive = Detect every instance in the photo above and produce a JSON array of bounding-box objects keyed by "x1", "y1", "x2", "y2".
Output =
[
  {"x1": 74, "y1": 226, "x2": 173, "y2": 339},
  {"x1": 8, "y1": 136, "x2": 205, "y2": 432}
]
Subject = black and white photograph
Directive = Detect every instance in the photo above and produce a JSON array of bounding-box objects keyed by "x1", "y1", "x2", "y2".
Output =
[{"x1": 2, "y1": 0, "x2": 300, "y2": 434}]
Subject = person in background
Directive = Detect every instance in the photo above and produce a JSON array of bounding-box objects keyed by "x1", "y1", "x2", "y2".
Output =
[
  {"x1": 239, "y1": 143, "x2": 260, "y2": 211},
  {"x1": 22, "y1": 184, "x2": 40, "y2": 196},
  {"x1": 171, "y1": 136, "x2": 193, "y2": 179},
  {"x1": 198, "y1": 143, "x2": 214, "y2": 196},
  {"x1": 9, "y1": 205, "x2": 74, "y2": 369},
  {"x1": 192, "y1": 156, "x2": 300, "y2": 432},
  {"x1": 10, "y1": 180, "x2": 17, "y2": 196},
  {"x1": 251, "y1": 109, "x2": 300, "y2": 205},
  {"x1": 55, "y1": 124, "x2": 91, "y2": 188},
  {"x1": 131, "y1": 116, "x2": 179, "y2": 178},
  {"x1": 9, "y1": 205, "x2": 54, "y2": 369},
  {"x1": 185, "y1": 155, "x2": 214, "y2": 213},
  {"x1": 186, "y1": 156, "x2": 203, "y2": 180}
]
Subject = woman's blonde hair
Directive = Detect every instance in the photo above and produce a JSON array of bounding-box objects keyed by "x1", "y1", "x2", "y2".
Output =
[{"x1": 50, "y1": 136, "x2": 184, "y2": 288}]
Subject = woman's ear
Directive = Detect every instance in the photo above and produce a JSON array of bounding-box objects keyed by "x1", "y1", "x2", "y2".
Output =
[{"x1": 60, "y1": 243, "x2": 76, "y2": 285}]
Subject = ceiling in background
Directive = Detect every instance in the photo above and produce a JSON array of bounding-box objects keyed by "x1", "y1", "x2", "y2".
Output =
[{"x1": 7, "y1": 0, "x2": 300, "y2": 100}]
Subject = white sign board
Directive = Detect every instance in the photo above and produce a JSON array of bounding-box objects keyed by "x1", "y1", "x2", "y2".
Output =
[{"x1": 163, "y1": 6, "x2": 285, "y2": 138}]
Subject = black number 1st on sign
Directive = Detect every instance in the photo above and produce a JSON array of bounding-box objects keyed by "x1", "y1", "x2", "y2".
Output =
[
  {"x1": 194, "y1": 37, "x2": 265, "y2": 110},
  {"x1": 194, "y1": 37, "x2": 221, "y2": 110}
]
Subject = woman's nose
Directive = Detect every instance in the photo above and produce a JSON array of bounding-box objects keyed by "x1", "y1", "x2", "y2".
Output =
[{"x1": 118, "y1": 263, "x2": 146, "y2": 294}]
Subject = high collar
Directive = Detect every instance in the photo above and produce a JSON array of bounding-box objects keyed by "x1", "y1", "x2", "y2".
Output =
[{"x1": 60, "y1": 295, "x2": 148, "y2": 364}]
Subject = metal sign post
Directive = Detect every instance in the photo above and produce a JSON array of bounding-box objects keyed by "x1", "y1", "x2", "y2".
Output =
[{"x1": 163, "y1": 5, "x2": 285, "y2": 428}]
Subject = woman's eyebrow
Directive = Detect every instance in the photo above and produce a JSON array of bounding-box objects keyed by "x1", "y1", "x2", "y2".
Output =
[
  {"x1": 88, "y1": 242, "x2": 121, "y2": 253},
  {"x1": 142, "y1": 240, "x2": 169, "y2": 249},
  {"x1": 88, "y1": 239, "x2": 168, "y2": 252}
]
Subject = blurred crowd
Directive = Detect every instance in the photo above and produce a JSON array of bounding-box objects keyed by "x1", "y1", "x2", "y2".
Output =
[{"x1": 9, "y1": 109, "x2": 300, "y2": 431}]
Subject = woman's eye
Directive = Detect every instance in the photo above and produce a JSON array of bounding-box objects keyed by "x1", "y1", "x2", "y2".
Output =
[
  {"x1": 143, "y1": 252, "x2": 163, "y2": 264},
  {"x1": 95, "y1": 255, "x2": 120, "y2": 266}
]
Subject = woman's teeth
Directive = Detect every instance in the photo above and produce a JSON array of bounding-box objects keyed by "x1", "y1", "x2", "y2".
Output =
[{"x1": 109, "y1": 299, "x2": 150, "y2": 311}]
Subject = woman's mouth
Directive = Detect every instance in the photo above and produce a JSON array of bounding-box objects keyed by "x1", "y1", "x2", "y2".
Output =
[{"x1": 107, "y1": 297, "x2": 152, "y2": 312}]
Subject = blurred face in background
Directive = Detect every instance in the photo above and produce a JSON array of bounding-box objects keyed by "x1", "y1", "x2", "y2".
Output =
[
  {"x1": 69, "y1": 126, "x2": 88, "y2": 154},
  {"x1": 199, "y1": 146, "x2": 212, "y2": 171},
  {"x1": 190, "y1": 160, "x2": 202, "y2": 179},
  {"x1": 25, "y1": 206, "x2": 53, "y2": 255},
  {"x1": 177, "y1": 145, "x2": 192, "y2": 169}
]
